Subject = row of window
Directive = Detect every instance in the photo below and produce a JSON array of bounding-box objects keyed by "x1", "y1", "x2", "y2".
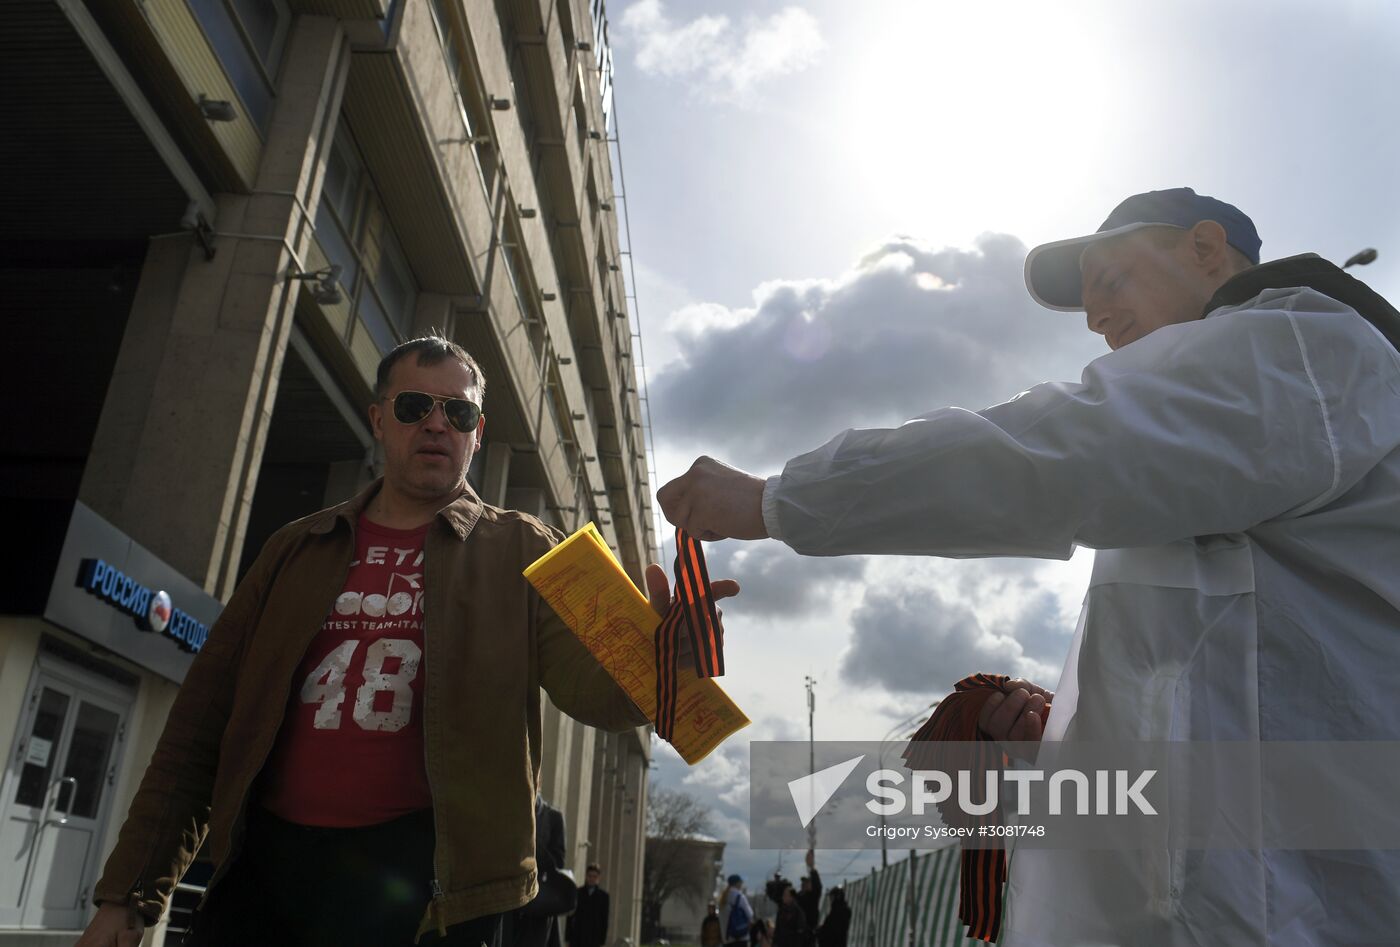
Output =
[
  {"x1": 187, "y1": 0, "x2": 290, "y2": 132},
  {"x1": 187, "y1": 0, "x2": 416, "y2": 361},
  {"x1": 317, "y1": 125, "x2": 418, "y2": 355},
  {"x1": 194, "y1": 0, "x2": 622, "y2": 390}
]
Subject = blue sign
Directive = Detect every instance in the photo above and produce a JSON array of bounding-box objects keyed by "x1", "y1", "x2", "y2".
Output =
[
  {"x1": 76, "y1": 558, "x2": 210, "y2": 653},
  {"x1": 46, "y1": 502, "x2": 222, "y2": 683}
]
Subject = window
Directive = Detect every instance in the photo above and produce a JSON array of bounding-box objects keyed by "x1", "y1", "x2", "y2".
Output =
[
  {"x1": 312, "y1": 121, "x2": 419, "y2": 358},
  {"x1": 427, "y1": 0, "x2": 497, "y2": 200},
  {"x1": 316, "y1": 133, "x2": 364, "y2": 291},
  {"x1": 359, "y1": 219, "x2": 417, "y2": 346},
  {"x1": 558, "y1": 0, "x2": 577, "y2": 64},
  {"x1": 374, "y1": 237, "x2": 416, "y2": 337},
  {"x1": 230, "y1": 0, "x2": 290, "y2": 74},
  {"x1": 590, "y1": 0, "x2": 614, "y2": 131},
  {"x1": 187, "y1": 0, "x2": 290, "y2": 132}
]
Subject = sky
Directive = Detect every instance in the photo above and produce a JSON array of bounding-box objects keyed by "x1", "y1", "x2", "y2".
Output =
[{"x1": 602, "y1": 0, "x2": 1400, "y2": 896}]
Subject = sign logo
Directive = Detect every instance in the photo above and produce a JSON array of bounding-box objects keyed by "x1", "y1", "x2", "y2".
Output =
[
  {"x1": 148, "y1": 590, "x2": 172, "y2": 633},
  {"x1": 787, "y1": 755, "x2": 864, "y2": 828}
]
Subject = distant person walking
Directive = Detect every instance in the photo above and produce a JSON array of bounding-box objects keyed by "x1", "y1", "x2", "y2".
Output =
[
  {"x1": 701, "y1": 901, "x2": 723, "y2": 947},
  {"x1": 816, "y1": 888, "x2": 849, "y2": 947},
  {"x1": 772, "y1": 884, "x2": 808, "y2": 947},
  {"x1": 722, "y1": 874, "x2": 753, "y2": 947},
  {"x1": 794, "y1": 851, "x2": 821, "y2": 944},
  {"x1": 564, "y1": 863, "x2": 609, "y2": 947},
  {"x1": 511, "y1": 795, "x2": 568, "y2": 947}
]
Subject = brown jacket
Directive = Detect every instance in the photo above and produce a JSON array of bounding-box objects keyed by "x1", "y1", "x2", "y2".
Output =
[{"x1": 93, "y1": 481, "x2": 648, "y2": 937}]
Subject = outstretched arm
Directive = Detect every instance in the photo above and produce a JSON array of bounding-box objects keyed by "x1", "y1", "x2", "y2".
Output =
[{"x1": 665, "y1": 296, "x2": 1400, "y2": 557}]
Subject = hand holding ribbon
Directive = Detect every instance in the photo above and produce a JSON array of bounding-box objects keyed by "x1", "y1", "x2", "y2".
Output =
[
  {"x1": 646, "y1": 529, "x2": 740, "y2": 742},
  {"x1": 902, "y1": 674, "x2": 1053, "y2": 943}
]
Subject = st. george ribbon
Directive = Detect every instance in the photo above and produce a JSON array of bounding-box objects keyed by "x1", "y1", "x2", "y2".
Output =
[
  {"x1": 903, "y1": 673, "x2": 1044, "y2": 943},
  {"x1": 653, "y1": 528, "x2": 725, "y2": 742}
]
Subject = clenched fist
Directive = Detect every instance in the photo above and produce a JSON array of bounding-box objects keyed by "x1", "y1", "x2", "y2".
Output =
[{"x1": 657, "y1": 456, "x2": 769, "y2": 542}]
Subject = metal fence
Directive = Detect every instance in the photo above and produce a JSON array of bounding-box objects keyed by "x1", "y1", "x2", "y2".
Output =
[{"x1": 842, "y1": 845, "x2": 973, "y2": 946}]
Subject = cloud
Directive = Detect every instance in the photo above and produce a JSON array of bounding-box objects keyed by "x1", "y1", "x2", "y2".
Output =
[
  {"x1": 619, "y1": 0, "x2": 823, "y2": 102},
  {"x1": 705, "y1": 541, "x2": 867, "y2": 618},
  {"x1": 641, "y1": 234, "x2": 1097, "y2": 883},
  {"x1": 839, "y1": 573, "x2": 1063, "y2": 696},
  {"x1": 649, "y1": 233, "x2": 1106, "y2": 473}
]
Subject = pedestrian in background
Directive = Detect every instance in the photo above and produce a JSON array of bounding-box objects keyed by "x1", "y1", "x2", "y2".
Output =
[
  {"x1": 794, "y1": 851, "x2": 821, "y2": 944},
  {"x1": 772, "y1": 884, "x2": 807, "y2": 947},
  {"x1": 700, "y1": 900, "x2": 722, "y2": 947},
  {"x1": 816, "y1": 888, "x2": 849, "y2": 947},
  {"x1": 564, "y1": 863, "x2": 609, "y2": 947},
  {"x1": 510, "y1": 795, "x2": 569, "y2": 947},
  {"x1": 722, "y1": 874, "x2": 753, "y2": 947}
]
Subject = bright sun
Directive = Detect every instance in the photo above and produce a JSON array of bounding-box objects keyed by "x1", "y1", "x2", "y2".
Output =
[{"x1": 828, "y1": 0, "x2": 1134, "y2": 246}]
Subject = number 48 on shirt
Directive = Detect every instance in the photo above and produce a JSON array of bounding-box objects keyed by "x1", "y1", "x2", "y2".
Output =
[{"x1": 300, "y1": 638, "x2": 421, "y2": 732}]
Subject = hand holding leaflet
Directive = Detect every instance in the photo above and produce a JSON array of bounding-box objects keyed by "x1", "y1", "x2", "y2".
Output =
[{"x1": 524, "y1": 524, "x2": 749, "y2": 764}]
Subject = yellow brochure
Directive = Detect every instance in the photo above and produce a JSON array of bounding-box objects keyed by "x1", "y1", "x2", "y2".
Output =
[{"x1": 524, "y1": 523, "x2": 749, "y2": 764}]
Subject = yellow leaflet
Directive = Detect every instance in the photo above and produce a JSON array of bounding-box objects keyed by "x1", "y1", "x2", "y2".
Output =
[{"x1": 524, "y1": 524, "x2": 749, "y2": 765}]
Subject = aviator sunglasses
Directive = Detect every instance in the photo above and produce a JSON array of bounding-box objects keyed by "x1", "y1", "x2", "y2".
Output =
[{"x1": 386, "y1": 390, "x2": 482, "y2": 433}]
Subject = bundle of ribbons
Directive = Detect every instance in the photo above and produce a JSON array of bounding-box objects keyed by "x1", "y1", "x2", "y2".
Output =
[
  {"x1": 902, "y1": 673, "x2": 1050, "y2": 943},
  {"x1": 653, "y1": 528, "x2": 725, "y2": 741}
]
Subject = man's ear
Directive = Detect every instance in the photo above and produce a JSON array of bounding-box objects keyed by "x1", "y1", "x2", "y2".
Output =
[
  {"x1": 368, "y1": 399, "x2": 384, "y2": 442},
  {"x1": 1190, "y1": 219, "x2": 1230, "y2": 271}
]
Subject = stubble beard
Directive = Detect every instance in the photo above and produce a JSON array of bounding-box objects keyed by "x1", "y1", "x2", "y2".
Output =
[{"x1": 391, "y1": 454, "x2": 468, "y2": 505}]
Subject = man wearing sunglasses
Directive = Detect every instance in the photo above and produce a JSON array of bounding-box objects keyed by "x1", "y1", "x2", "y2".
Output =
[{"x1": 80, "y1": 335, "x2": 731, "y2": 946}]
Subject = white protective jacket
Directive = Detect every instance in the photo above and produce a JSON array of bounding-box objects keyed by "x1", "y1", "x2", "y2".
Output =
[{"x1": 761, "y1": 281, "x2": 1400, "y2": 946}]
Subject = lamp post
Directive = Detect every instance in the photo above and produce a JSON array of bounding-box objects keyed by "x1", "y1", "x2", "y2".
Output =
[
  {"x1": 805, "y1": 676, "x2": 817, "y2": 852},
  {"x1": 907, "y1": 847, "x2": 918, "y2": 947},
  {"x1": 877, "y1": 701, "x2": 940, "y2": 867},
  {"x1": 1343, "y1": 248, "x2": 1378, "y2": 269}
]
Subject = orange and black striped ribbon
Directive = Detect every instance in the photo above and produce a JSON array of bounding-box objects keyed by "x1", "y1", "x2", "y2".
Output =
[
  {"x1": 902, "y1": 673, "x2": 1045, "y2": 943},
  {"x1": 654, "y1": 528, "x2": 725, "y2": 742}
]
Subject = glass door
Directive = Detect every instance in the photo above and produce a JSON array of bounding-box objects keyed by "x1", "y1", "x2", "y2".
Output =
[{"x1": 0, "y1": 665, "x2": 130, "y2": 930}]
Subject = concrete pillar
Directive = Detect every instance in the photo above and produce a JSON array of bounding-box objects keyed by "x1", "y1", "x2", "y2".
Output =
[
  {"x1": 482, "y1": 442, "x2": 512, "y2": 508},
  {"x1": 627, "y1": 744, "x2": 650, "y2": 946},
  {"x1": 602, "y1": 741, "x2": 621, "y2": 932},
  {"x1": 608, "y1": 741, "x2": 632, "y2": 947},
  {"x1": 584, "y1": 730, "x2": 606, "y2": 876},
  {"x1": 617, "y1": 741, "x2": 646, "y2": 947},
  {"x1": 552, "y1": 717, "x2": 576, "y2": 812},
  {"x1": 565, "y1": 724, "x2": 597, "y2": 875},
  {"x1": 538, "y1": 693, "x2": 572, "y2": 808},
  {"x1": 590, "y1": 733, "x2": 615, "y2": 891},
  {"x1": 79, "y1": 15, "x2": 350, "y2": 598}
]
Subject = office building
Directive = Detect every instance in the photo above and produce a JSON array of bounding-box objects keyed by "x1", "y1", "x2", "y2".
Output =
[{"x1": 0, "y1": 0, "x2": 655, "y2": 941}]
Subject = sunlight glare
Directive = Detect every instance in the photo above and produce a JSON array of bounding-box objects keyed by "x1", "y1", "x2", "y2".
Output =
[{"x1": 833, "y1": 1, "x2": 1130, "y2": 243}]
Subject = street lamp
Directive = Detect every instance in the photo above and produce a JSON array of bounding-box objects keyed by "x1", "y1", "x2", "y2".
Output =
[
  {"x1": 877, "y1": 701, "x2": 940, "y2": 867},
  {"x1": 805, "y1": 676, "x2": 817, "y2": 852},
  {"x1": 1344, "y1": 248, "x2": 1378, "y2": 269}
]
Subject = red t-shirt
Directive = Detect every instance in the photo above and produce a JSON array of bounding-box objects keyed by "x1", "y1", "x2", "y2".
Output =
[{"x1": 258, "y1": 515, "x2": 433, "y2": 826}]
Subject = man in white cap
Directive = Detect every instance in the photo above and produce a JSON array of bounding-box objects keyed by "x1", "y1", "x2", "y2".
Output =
[{"x1": 657, "y1": 188, "x2": 1400, "y2": 944}]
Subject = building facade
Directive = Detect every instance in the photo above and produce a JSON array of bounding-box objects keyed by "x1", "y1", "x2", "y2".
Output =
[
  {"x1": 650, "y1": 835, "x2": 725, "y2": 946},
  {"x1": 0, "y1": 0, "x2": 655, "y2": 941}
]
